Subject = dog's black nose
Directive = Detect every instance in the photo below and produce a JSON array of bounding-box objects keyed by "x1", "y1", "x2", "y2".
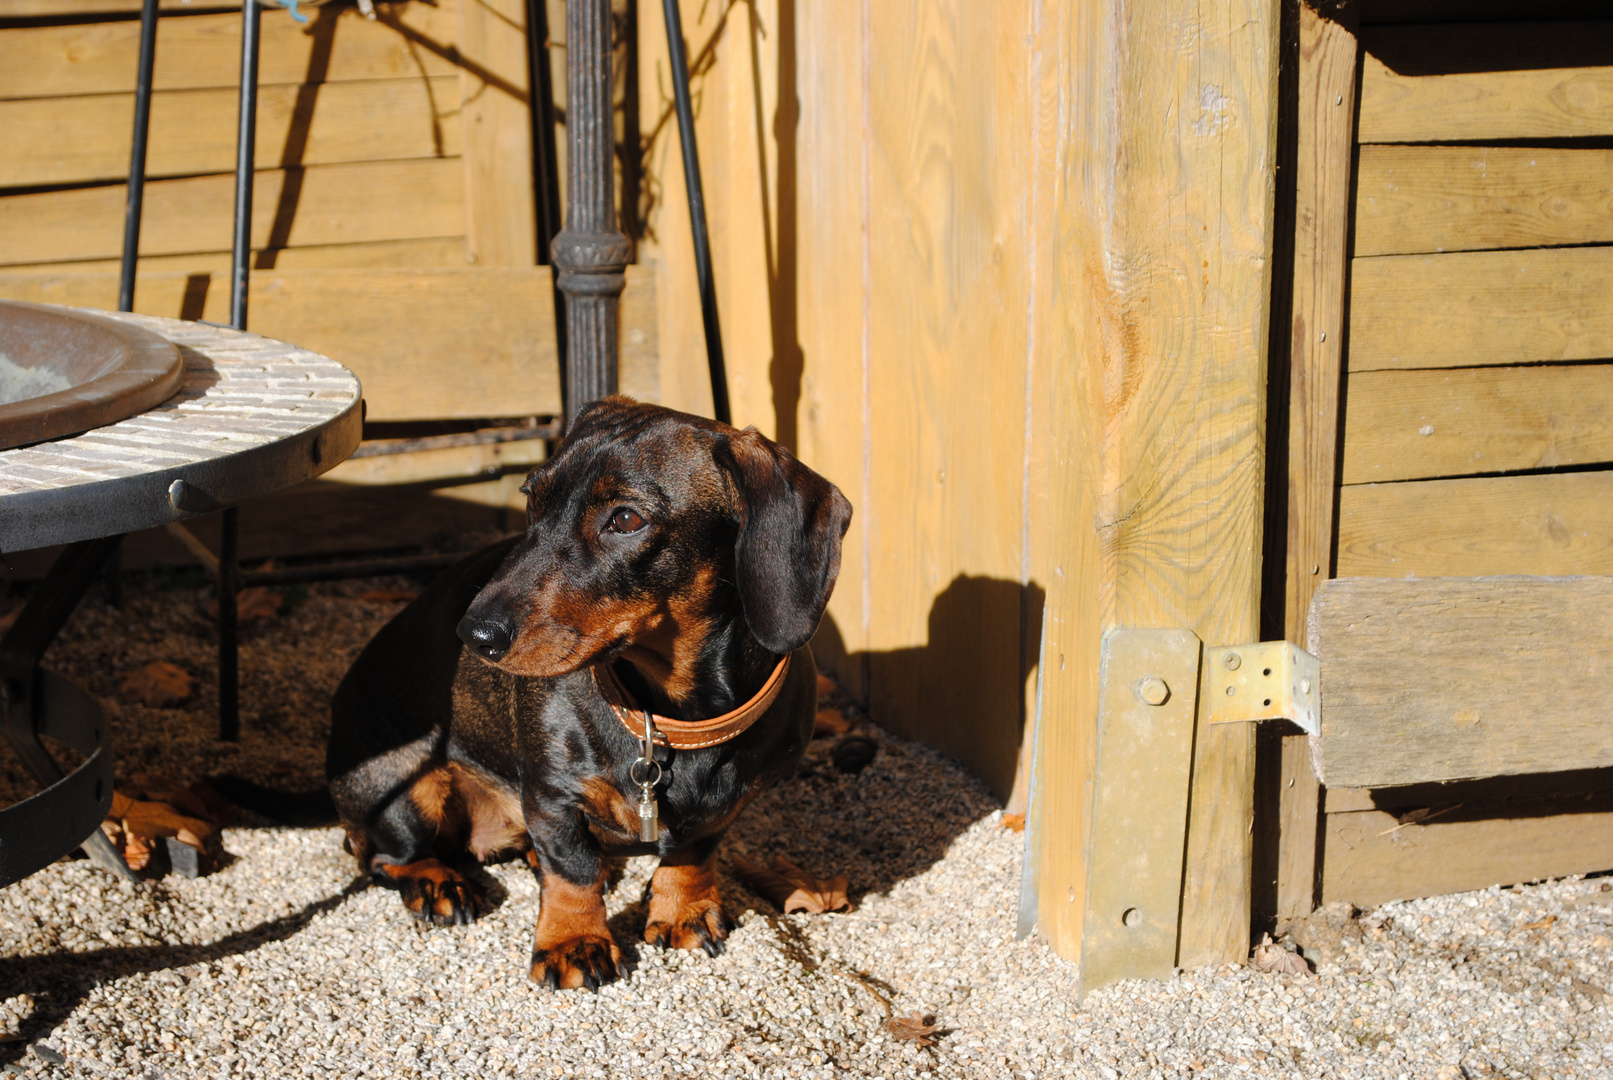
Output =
[{"x1": 457, "y1": 613, "x2": 515, "y2": 661}]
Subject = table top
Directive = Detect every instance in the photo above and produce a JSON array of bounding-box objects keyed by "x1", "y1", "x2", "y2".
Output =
[{"x1": 0, "y1": 310, "x2": 362, "y2": 553}]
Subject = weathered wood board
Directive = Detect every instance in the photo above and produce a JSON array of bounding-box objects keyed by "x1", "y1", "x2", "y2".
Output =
[
  {"x1": 1358, "y1": 22, "x2": 1613, "y2": 142},
  {"x1": 1, "y1": 77, "x2": 461, "y2": 188},
  {"x1": 1350, "y1": 248, "x2": 1613, "y2": 371},
  {"x1": 1278, "y1": 0, "x2": 1359, "y2": 920},
  {"x1": 1341, "y1": 365, "x2": 1613, "y2": 484},
  {"x1": 1354, "y1": 146, "x2": 1613, "y2": 257},
  {"x1": 0, "y1": 237, "x2": 468, "y2": 276},
  {"x1": 0, "y1": 1, "x2": 459, "y2": 100},
  {"x1": 1309, "y1": 575, "x2": 1613, "y2": 789},
  {"x1": 1336, "y1": 472, "x2": 1613, "y2": 578},
  {"x1": 1322, "y1": 804, "x2": 1613, "y2": 908},
  {"x1": 0, "y1": 159, "x2": 465, "y2": 267}
]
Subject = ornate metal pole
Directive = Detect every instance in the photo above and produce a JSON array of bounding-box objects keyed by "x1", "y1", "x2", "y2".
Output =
[{"x1": 552, "y1": 0, "x2": 630, "y2": 427}]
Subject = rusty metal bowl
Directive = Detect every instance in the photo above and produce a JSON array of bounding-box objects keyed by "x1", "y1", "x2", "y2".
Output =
[{"x1": 0, "y1": 301, "x2": 183, "y2": 452}]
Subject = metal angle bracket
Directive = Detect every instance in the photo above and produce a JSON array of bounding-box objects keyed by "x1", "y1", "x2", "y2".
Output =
[{"x1": 1204, "y1": 641, "x2": 1320, "y2": 737}]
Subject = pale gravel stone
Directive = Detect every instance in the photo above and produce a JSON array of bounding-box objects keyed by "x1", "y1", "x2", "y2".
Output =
[{"x1": 2, "y1": 575, "x2": 1611, "y2": 1078}]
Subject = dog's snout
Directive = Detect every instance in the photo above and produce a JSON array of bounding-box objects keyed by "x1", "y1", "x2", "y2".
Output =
[{"x1": 457, "y1": 612, "x2": 516, "y2": 661}]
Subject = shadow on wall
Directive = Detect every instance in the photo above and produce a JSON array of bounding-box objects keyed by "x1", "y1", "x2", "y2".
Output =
[{"x1": 812, "y1": 574, "x2": 1045, "y2": 804}]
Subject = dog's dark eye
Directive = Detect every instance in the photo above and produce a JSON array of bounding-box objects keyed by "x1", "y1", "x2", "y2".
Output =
[{"x1": 607, "y1": 507, "x2": 646, "y2": 534}]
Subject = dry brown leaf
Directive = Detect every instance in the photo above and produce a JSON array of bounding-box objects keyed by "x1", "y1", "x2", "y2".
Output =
[
  {"x1": 882, "y1": 1014, "x2": 942, "y2": 1047},
  {"x1": 732, "y1": 855, "x2": 851, "y2": 914},
  {"x1": 1522, "y1": 915, "x2": 1557, "y2": 931},
  {"x1": 0, "y1": 604, "x2": 20, "y2": 637},
  {"x1": 117, "y1": 662, "x2": 196, "y2": 707},
  {"x1": 102, "y1": 785, "x2": 225, "y2": 876},
  {"x1": 357, "y1": 589, "x2": 418, "y2": 604},
  {"x1": 1251, "y1": 934, "x2": 1311, "y2": 976},
  {"x1": 1001, "y1": 813, "x2": 1025, "y2": 832},
  {"x1": 816, "y1": 673, "x2": 836, "y2": 697},
  {"x1": 813, "y1": 708, "x2": 851, "y2": 739},
  {"x1": 206, "y1": 585, "x2": 281, "y2": 625}
]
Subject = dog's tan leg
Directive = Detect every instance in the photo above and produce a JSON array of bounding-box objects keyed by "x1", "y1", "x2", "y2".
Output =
[
  {"x1": 644, "y1": 845, "x2": 733, "y2": 955},
  {"x1": 530, "y1": 871, "x2": 623, "y2": 990}
]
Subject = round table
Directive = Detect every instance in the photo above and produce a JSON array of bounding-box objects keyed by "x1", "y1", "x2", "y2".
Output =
[{"x1": 0, "y1": 307, "x2": 361, "y2": 886}]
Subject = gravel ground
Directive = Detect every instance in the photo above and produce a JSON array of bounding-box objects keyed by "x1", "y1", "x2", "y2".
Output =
[{"x1": 3, "y1": 569, "x2": 1613, "y2": 1078}]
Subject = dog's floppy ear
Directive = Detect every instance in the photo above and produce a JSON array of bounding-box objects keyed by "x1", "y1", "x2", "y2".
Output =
[{"x1": 716, "y1": 429, "x2": 854, "y2": 654}]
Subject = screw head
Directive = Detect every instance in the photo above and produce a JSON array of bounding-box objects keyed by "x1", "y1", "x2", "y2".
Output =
[
  {"x1": 1224, "y1": 653, "x2": 1242, "y2": 671},
  {"x1": 1137, "y1": 678, "x2": 1169, "y2": 706}
]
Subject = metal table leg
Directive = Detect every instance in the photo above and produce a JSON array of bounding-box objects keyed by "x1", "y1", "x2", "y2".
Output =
[{"x1": 0, "y1": 538, "x2": 134, "y2": 885}]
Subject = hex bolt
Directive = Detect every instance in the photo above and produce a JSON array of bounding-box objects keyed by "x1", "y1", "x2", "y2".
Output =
[{"x1": 1137, "y1": 678, "x2": 1169, "y2": 706}]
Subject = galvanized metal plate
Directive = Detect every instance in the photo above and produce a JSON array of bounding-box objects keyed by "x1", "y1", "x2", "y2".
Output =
[
  {"x1": 1079, "y1": 628, "x2": 1202, "y2": 998},
  {"x1": 1205, "y1": 641, "x2": 1320, "y2": 736}
]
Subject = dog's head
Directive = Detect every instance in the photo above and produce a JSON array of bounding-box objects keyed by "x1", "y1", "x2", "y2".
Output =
[{"x1": 456, "y1": 398, "x2": 852, "y2": 695}]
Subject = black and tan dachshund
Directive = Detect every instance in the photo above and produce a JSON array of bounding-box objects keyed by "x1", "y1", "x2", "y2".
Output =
[{"x1": 324, "y1": 397, "x2": 852, "y2": 989}]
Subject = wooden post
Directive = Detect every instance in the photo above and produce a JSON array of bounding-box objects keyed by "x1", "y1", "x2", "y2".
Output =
[
  {"x1": 1277, "y1": 0, "x2": 1359, "y2": 921},
  {"x1": 554, "y1": 0, "x2": 629, "y2": 424},
  {"x1": 1030, "y1": 0, "x2": 1281, "y2": 965}
]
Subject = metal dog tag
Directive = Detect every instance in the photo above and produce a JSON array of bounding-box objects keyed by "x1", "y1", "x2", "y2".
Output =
[{"x1": 638, "y1": 791, "x2": 659, "y2": 842}]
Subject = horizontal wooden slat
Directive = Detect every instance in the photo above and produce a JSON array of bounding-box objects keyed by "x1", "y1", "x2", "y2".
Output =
[
  {"x1": 1341, "y1": 365, "x2": 1613, "y2": 484},
  {"x1": 1, "y1": 77, "x2": 461, "y2": 188},
  {"x1": 0, "y1": 158, "x2": 464, "y2": 266},
  {"x1": 0, "y1": 1, "x2": 458, "y2": 99},
  {"x1": 1350, "y1": 248, "x2": 1613, "y2": 371},
  {"x1": 0, "y1": 266, "x2": 656, "y2": 420},
  {"x1": 1337, "y1": 471, "x2": 1613, "y2": 577},
  {"x1": 323, "y1": 438, "x2": 548, "y2": 486},
  {"x1": 0, "y1": 236, "x2": 468, "y2": 274},
  {"x1": 1355, "y1": 146, "x2": 1613, "y2": 257},
  {"x1": 0, "y1": 0, "x2": 237, "y2": 15},
  {"x1": 1359, "y1": 23, "x2": 1613, "y2": 142},
  {"x1": 1321, "y1": 804, "x2": 1613, "y2": 907},
  {"x1": 1308, "y1": 576, "x2": 1613, "y2": 788}
]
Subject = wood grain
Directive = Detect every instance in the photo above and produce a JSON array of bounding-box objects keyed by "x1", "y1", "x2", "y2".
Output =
[
  {"x1": 0, "y1": 2, "x2": 458, "y2": 100},
  {"x1": 0, "y1": 77, "x2": 461, "y2": 188},
  {"x1": 457, "y1": 0, "x2": 536, "y2": 266},
  {"x1": 1279, "y1": 0, "x2": 1358, "y2": 920},
  {"x1": 1342, "y1": 365, "x2": 1613, "y2": 484},
  {"x1": 1358, "y1": 22, "x2": 1613, "y2": 142},
  {"x1": 1309, "y1": 576, "x2": 1613, "y2": 788},
  {"x1": 1322, "y1": 805, "x2": 1613, "y2": 907},
  {"x1": 0, "y1": 267, "x2": 662, "y2": 420},
  {"x1": 323, "y1": 437, "x2": 548, "y2": 485},
  {"x1": 0, "y1": 158, "x2": 465, "y2": 267},
  {"x1": 1354, "y1": 146, "x2": 1613, "y2": 258},
  {"x1": 1337, "y1": 472, "x2": 1613, "y2": 578},
  {"x1": 1349, "y1": 248, "x2": 1613, "y2": 371},
  {"x1": 0, "y1": 237, "x2": 468, "y2": 276}
]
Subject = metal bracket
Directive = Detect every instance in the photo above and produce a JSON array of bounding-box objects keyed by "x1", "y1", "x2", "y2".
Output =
[{"x1": 1205, "y1": 641, "x2": 1320, "y2": 737}]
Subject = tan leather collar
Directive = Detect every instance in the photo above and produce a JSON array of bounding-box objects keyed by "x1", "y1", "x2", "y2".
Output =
[{"x1": 593, "y1": 653, "x2": 792, "y2": 750}]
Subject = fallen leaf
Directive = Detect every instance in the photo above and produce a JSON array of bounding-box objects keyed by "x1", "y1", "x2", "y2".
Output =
[
  {"x1": 813, "y1": 708, "x2": 850, "y2": 739},
  {"x1": 816, "y1": 674, "x2": 836, "y2": 697},
  {"x1": 101, "y1": 786, "x2": 226, "y2": 877},
  {"x1": 357, "y1": 589, "x2": 418, "y2": 604},
  {"x1": 1521, "y1": 915, "x2": 1557, "y2": 931},
  {"x1": 732, "y1": 855, "x2": 851, "y2": 915},
  {"x1": 882, "y1": 1014, "x2": 942, "y2": 1047},
  {"x1": 0, "y1": 604, "x2": 20, "y2": 636},
  {"x1": 1001, "y1": 813, "x2": 1025, "y2": 832},
  {"x1": 117, "y1": 662, "x2": 196, "y2": 707},
  {"x1": 1251, "y1": 934, "x2": 1311, "y2": 976}
]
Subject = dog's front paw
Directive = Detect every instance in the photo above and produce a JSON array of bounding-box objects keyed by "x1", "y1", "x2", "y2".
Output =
[
  {"x1": 375, "y1": 858, "x2": 488, "y2": 926},
  {"x1": 530, "y1": 934, "x2": 625, "y2": 991},
  {"x1": 644, "y1": 898, "x2": 735, "y2": 956}
]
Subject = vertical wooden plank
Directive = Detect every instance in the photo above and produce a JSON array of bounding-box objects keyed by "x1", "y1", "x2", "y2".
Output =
[
  {"x1": 859, "y1": 0, "x2": 1035, "y2": 800},
  {"x1": 792, "y1": 0, "x2": 869, "y2": 689},
  {"x1": 459, "y1": 0, "x2": 536, "y2": 266},
  {"x1": 1277, "y1": 0, "x2": 1358, "y2": 922},
  {"x1": 1034, "y1": 0, "x2": 1280, "y2": 965}
]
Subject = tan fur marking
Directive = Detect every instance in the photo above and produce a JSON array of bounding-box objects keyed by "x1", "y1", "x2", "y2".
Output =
[
  {"x1": 644, "y1": 847, "x2": 730, "y2": 951},
  {"x1": 578, "y1": 777, "x2": 640, "y2": 841},
  {"x1": 448, "y1": 763, "x2": 528, "y2": 861},
  {"x1": 409, "y1": 766, "x2": 457, "y2": 830},
  {"x1": 530, "y1": 871, "x2": 620, "y2": 989}
]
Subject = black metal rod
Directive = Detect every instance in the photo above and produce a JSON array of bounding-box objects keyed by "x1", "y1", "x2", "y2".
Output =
[
  {"x1": 525, "y1": 0, "x2": 568, "y2": 367},
  {"x1": 230, "y1": 0, "x2": 262, "y2": 331},
  {"x1": 660, "y1": 0, "x2": 729, "y2": 425},
  {"x1": 218, "y1": 506, "x2": 240, "y2": 742},
  {"x1": 118, "y1": 0, "x2": 160, "y2": 314}
]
